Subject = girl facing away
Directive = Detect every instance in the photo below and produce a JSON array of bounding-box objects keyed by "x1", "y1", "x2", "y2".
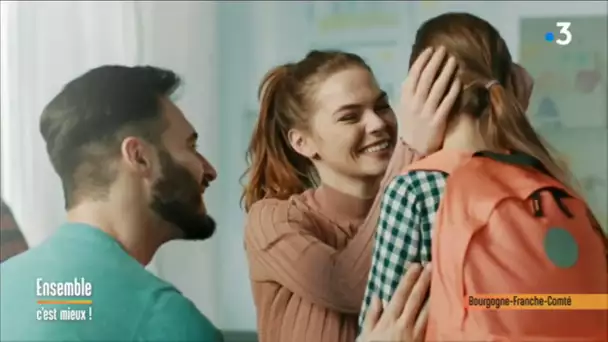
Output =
[
  {"x1": 241, "y1": 48, "x2": 462, "y2": 342},
  {"x1": 359, "y1": 11, "x2": 598, "y2": 332}
]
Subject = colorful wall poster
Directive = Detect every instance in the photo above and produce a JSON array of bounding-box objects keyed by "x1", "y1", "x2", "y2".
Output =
[
  {"x1": 409, "y1": 0, "x2": 498, "y2": 28},
  {"x1": 520, "y1": 16, "x2": 607, "y2": 129},
  {"x1": 520, "y1": 16, "x2": 607, "y2": 230},
  {"x1": 307, "y1": 1, "x2": 405, "y2": 45}
]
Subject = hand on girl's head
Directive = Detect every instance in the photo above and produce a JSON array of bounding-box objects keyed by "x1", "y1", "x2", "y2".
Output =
[{"x1": 398, "y1": 47, "x2": 461, "y2": 155}]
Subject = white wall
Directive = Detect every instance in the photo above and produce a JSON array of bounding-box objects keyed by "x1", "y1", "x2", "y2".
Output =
[
  {"x1": 136, "y1": 1, "x2": 221, "y2": 324},
  {"x1": 0, "y1": 1, "x2": 144, "y2": 248},
  {"x1": 0, "y1": 0, "x2": 221, "y2": 324}
]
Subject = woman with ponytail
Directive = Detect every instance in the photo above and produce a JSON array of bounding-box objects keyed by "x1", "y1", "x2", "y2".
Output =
[{"x1": 242, "y1": 48, "x2": 464, "y2": 342}]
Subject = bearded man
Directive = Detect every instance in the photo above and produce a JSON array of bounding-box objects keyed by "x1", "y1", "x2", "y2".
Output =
[{"x1": 0, "y1": 66, "x2": 223, "y2": 341}]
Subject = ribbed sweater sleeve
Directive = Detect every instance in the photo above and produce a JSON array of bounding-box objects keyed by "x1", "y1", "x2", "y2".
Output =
[{"x1": 244, "y1": 143, "x2": 420, "y2": 314}]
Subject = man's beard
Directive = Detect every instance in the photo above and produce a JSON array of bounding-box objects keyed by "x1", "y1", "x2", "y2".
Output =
[{"x1": 148, "y1": 150, "x2": 216, "y2": 241}]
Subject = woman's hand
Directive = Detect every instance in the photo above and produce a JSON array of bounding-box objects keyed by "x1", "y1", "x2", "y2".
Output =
[
  {"x1": 359, "y1": 264, "x2": 432, "y2": 342},
  {"x1": 397, "y1": 47, "x2": 461, "y2": 156}
]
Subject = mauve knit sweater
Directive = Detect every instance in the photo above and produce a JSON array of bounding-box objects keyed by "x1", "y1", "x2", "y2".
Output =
[{"x1": 244, "y1": 143, "x2": 418, "y2": 342}]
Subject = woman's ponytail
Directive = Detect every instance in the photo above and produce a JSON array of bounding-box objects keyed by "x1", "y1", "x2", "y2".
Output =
[
  {"x1": 241, "y1": 65, "x2": 314, "y2": 212},
  {"x1": 478, "y1": 81, "x2": 576, "y2": 190},
  {"x1": 241, "y1": 50, "x2": 371, "y2": 211}
]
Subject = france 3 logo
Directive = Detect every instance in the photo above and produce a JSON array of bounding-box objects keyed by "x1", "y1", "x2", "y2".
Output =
[{"x1": 544, "y1": 22, "x2": 572, "y2": 46}]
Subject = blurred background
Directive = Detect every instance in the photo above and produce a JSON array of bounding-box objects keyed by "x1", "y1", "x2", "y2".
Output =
[{"x1": 1, "y1": 0, "x2": 606, "y2": 335}]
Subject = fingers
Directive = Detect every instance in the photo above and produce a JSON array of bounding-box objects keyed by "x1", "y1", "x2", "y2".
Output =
[
  {"x1": 413, "y1": 301, "x2": 430, "y2": 342},
  {"x1": 434, "y1": 78, "x2": 461, "y2": 124},
  {"x1": 400, "y1": 264, "x2": 432, "y2": 328},
  {"x1": 415, "y1": 47, "x2": 448, "y2": 100},
  {"x1": 403, "y1": 48, "x2": 434, "y2": 96},
  {"x1": 362, "y1": 296, "x2": 382, "y2": 333},
  {"x1": 426, "y1": 56, "x2": 459, "y2": 112},
  {"x1": 384, "y1": 264, "x2": 423, "y2": 320}
]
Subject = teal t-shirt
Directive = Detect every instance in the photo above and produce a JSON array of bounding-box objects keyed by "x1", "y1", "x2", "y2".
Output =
[{"x1": 0, "y1": 223, "x2": 223, "y2": 341}]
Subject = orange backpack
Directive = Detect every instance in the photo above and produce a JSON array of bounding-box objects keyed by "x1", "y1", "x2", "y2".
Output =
[{"x1": 404, "y1": 149, "x2": 607, "y2": 342}]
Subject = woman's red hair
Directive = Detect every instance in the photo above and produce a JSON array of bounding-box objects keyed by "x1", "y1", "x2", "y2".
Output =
[{"x1": 241, "y1": 51, "x2": 370, "y2": 211}]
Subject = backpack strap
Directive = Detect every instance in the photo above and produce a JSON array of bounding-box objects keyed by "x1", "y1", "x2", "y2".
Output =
[
  {"x1": 403, "y1": 149, "x2": 473, "y2": 175},
  {"x1": 405, "y1": 149, "x2": 528, "y2": 175},
  {"x1": 472, "y1": 150, "x2": 551, "y2": 176}
]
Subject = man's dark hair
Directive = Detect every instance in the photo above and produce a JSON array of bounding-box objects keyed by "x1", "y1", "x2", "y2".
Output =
[{"x1": 40, "y1": 65, "x2": 181, "y2": 209}]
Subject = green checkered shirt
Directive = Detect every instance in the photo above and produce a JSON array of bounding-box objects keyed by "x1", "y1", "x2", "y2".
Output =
[{"x1": 359, "y1": 170, "x2": 447, "y2": 329}]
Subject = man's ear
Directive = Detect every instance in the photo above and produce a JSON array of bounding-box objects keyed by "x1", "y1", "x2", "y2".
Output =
[
  {"x1": 287, "y1": 129, "x2": 318, "y2": 159},
  {"x1": 120, "y1": 137, "x2": 154, "y2": 176}
]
